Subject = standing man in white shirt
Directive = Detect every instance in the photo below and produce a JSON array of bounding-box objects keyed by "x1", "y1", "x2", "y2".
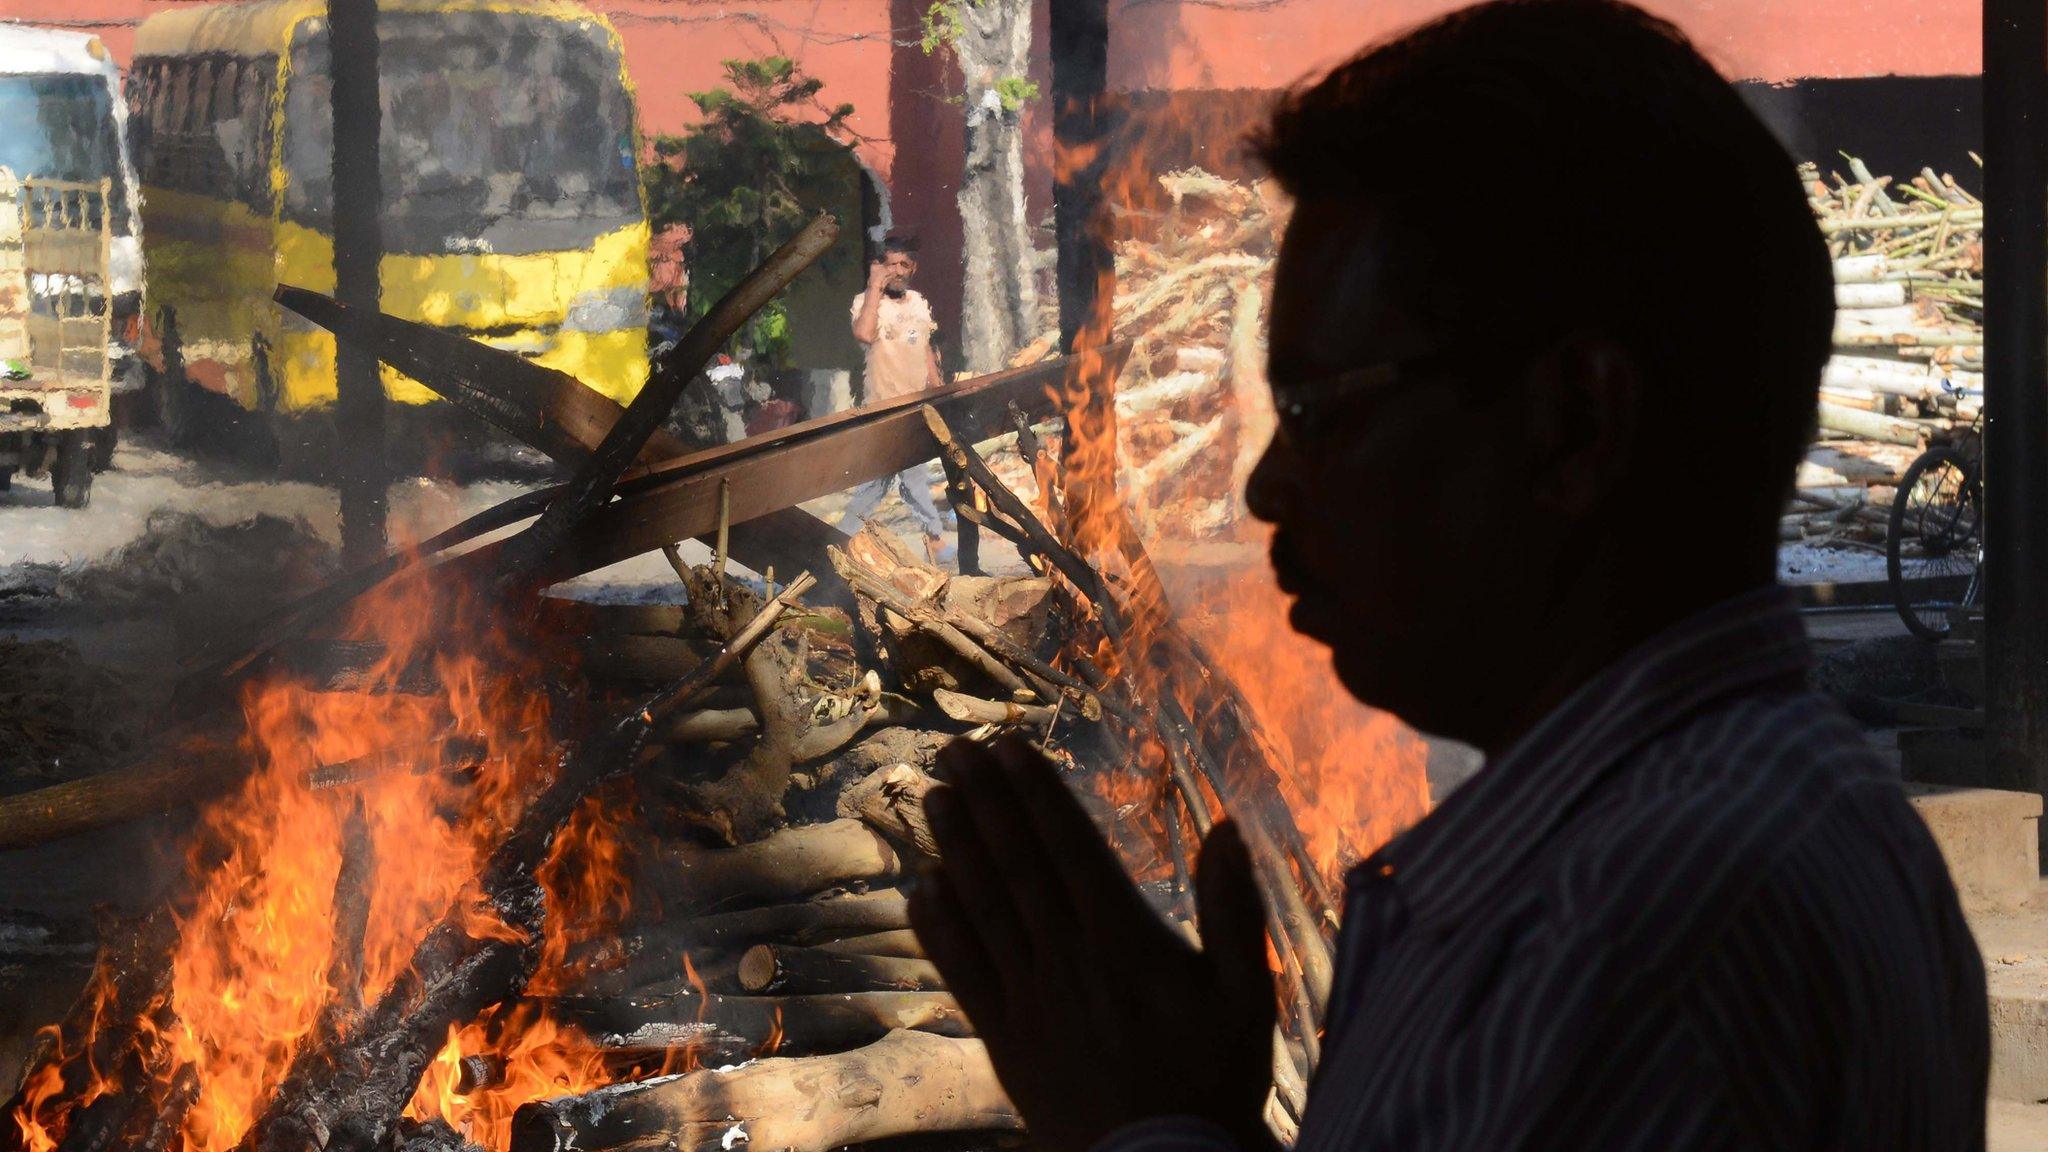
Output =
[{"x1": 842, "y1": 235, "x2": 954, "y2": 564}]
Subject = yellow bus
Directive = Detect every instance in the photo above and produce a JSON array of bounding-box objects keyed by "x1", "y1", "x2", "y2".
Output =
[{"x1": 128, "y1": 0, "x2": 650, "y2": 464}]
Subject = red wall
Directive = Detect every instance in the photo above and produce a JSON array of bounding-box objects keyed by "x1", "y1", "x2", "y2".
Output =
[
  {"x1": 10, "y1": 0, "x2": 1985, "y2": 358},
  {"x1": 582, "y1": 1, "x2": 898, "y2": 179},
  {"x1": 14, "y1": 1, "x2": 904, "y2": 176},
  {"x1": 18, "y1": 0, "x2": 1983, "y2": 143},
  {"x1": 1103, "y1": 0, "x2": 1979, "y2": 92}
]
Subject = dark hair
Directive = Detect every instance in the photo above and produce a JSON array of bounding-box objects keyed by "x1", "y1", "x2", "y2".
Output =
[
  {"x1": 1255, "y1": 0, "x2": 1833, "y2": 544},
  {"x1": 881, "y1": 234, "x2": 919, "y2": 257}
]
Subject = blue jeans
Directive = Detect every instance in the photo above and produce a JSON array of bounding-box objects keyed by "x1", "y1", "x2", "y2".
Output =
[{"x1": 838, "y1": 464, "x2": 945, "y2": 537}]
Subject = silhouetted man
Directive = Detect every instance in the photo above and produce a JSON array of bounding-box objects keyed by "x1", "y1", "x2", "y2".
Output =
[{"x1": 907, "y1": 3, "x2": 1991, "y2": 1150}]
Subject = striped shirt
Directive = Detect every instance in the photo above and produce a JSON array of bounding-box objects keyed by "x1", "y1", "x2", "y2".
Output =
[{"x1": 1103, "y1": 586, "x2": 1989, "y2": 1152}]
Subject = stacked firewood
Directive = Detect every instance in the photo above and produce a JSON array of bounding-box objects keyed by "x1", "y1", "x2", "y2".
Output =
[
  {"x1": 502, "y1": 531, "x2": 1116, "y2": 1152},
  {"x1": 1015, "y1": 159, "x2": 1983, "y2": 553},
  {"x1": 1783, "y1": 156, "x2": 1983, "y2": 547},
  {"x1": 4, "y1": 217, "x2": 1331, "y2": 1152},
  {"x1": 6, "y1": 489, "x2": 1322, "y2": 1152},
  {"x1": 1015, "y1": 169, "x2": 1284, "y2": 544},
  {"x1": 505, "y1": 422, "x2": 1333, "y2": 1150}
]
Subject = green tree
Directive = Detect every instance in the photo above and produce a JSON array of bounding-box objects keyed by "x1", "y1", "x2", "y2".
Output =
[{"x1": 644, "y1": 57, "x2": 859, "y2": 368}]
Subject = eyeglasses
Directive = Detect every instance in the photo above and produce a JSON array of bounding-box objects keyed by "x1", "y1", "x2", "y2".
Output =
[{"x1": 1271, "y1": 345, "x2": 1504, "y2": 448}]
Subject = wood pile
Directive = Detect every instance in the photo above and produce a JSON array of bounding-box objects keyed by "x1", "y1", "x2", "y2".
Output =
[
  {"x1": 1785, "y1": 156, "x2": 1982, "y2": 548},
  {"x1": 1008, "y1": 159, "x2": 1983, "y2": 555},
  {"x1": 5, "y1": 501, "x2": 1320, "y2": 1152},
  {"x1": 4, "y1": 218, "x2": 1329, "y2": 1152},
  {"x1": 514, "y1": 428, "x2": 1330, "y2": 1151},
  {"x1": 1014, "y1": 169, "x2": 1285, "y2": 544}
]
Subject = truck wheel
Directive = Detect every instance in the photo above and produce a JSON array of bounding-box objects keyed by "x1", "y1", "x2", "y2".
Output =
[
  {"x1": 153, "y1": 362, "x2": 197, "y2": 447},
  {"x1": 53, "y1": 431, "x2": 91, "y2": 508},
  {"x1": 0, "y1": 467, "x2": 12, "y2": 491},
  {"x1": 88, "y1": 425, "x2": 117, "y2": 472}
]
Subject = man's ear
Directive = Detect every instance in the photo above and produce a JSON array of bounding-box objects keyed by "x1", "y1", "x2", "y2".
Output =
[{"x1": 1524, "y1": 333, "x2": 1640, "y2": 517}]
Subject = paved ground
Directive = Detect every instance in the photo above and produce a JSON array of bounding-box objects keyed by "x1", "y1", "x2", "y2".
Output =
[
  {"x1": 1991, "y1": 1099, "x2": 2048, "y2": 1152},
  {"x1": 1973, "y1": 883, "x2": 2048, "y2": 1150},
  {"x1": 0, "y1": 436, "x2": 1021, "y2": 601}
]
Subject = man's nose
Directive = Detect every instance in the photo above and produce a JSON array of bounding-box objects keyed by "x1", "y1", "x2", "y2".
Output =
[{"x1": 1244, "y1": 434, "x2": 1295, "y2": 525}]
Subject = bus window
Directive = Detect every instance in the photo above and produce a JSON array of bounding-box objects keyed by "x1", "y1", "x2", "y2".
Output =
[
  {"x1": 193, "y1": 59, "x2": 219, "y2": 135},
  {"x1": 137, "y1": 64, "x2": 169, "y2": 185},
  {"x1": 282, "y1": 10, "x2": 639, "y2": 255},
  {"x1": 150, "y1": 63, "x2": 171, "y2": 136},
  {"x1": 246, "y1": 63, "x2": 274, "y2": 208},
  {"x1": 168, "y1": 63, "x2": 192, "y2": 138}
]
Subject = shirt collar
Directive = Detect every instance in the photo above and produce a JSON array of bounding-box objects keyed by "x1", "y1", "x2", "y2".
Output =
[{"x1": 1363, "y1": 584, "x2": 1812, "y2": 932}]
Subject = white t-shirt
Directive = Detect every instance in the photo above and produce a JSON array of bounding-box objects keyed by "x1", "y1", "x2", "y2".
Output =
[{"x1": 850, "y1": 289, "x2": 937, "y2": 402}]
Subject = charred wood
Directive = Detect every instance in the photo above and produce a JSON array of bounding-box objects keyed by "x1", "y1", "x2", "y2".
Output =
[
  {"x1": 187, "y1": 349, "x2": 1105, "y2": 699},
  {"x1": 272, "y1": 287, "x2": 691, "y2": 470},
  {"x1": 2, "y1": 905, "x2": 178, "y2": 1146},
  {"x1": 131, "y1": 1065, "x2": 200, "y2": 1152},
  {"x1": 305, "y1": 735, "x2": 490, "y2": 791},
  {"x1": 322, "y1": 800, "x2": 375, "y2": 1035},
  {"x1": 272, "y1": 638, "x2": 441, "y2": 695},
  {"x1": 241, "y1": 581, "x2": 814, "y2": 1152},
  {"x1": 519, "y1": 351, "x2": 1109, "y2": 586},
  {"x1": 395, "y1": 1117, "x2": 488, "y2": 1152}
]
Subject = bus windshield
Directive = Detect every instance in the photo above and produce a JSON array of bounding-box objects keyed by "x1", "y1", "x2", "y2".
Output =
[
  {"x1": 283, "y1": 10, "x2": 640, "y2": 256},
  {"x1": 0, "y1": 73, "x2": 130, "y2": 233}
]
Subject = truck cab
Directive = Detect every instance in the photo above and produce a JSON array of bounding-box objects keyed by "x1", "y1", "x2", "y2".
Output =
[{"x1": 0, "y1": 25, "x2": 143, "y2": 507}]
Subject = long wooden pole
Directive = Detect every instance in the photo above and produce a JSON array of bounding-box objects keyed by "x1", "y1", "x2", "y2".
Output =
[
  {"x1": 511, "y1": 1031, "x2": 1017, "y2": 1152},
  {"x1": 329, "y1": 0, "x2": 386, "y2": 564}
]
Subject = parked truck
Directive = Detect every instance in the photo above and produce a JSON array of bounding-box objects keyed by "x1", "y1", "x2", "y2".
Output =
[{"x1": 0, "y1": 25, "x2": 144, "y2": 507}]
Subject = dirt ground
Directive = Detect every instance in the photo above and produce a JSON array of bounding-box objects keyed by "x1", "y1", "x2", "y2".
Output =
[{"x1": 0, "y1": 436, "x2": 1018, "y2": 598}]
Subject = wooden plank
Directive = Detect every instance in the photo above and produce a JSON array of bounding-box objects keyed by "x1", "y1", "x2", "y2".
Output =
[
  {"x1": 276, "y1": 285, "x2": 683, "y2": 468},
  {"x1": 527, "y1": 344, "x2": 1130, "y2": 584},
  {"x1": 277, "y1": 285, "x2": 848, "y2": 588}
]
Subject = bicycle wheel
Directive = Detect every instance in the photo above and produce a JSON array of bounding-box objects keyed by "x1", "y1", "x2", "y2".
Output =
[{"x1": 1887, "y1": 446, "x2": 1982, "y2": 640}]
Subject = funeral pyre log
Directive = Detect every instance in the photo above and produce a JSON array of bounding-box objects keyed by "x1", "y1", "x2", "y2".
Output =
[{"x1": 3, "y1": 215, "x2": 1336, "y2": 1152}]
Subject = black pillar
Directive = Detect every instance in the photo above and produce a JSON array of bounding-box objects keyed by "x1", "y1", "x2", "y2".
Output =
[
  {"x1": 1981, "y1": 0, "x2": 2048, "y2": 807},
  {"x1": 330, "y1": 0, "x2": 387, "y2": 564},
  {"x1": 1050, "y1": 0, "x2": 1111, "y2": 353}
]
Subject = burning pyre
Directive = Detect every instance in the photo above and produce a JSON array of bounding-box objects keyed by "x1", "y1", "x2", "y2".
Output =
[{"x1": 6, "y1": 132, "x2": 1429, "y2": 1152}]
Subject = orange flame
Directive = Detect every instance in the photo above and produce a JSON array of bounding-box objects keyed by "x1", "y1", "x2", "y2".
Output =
[
  {"x1": 11, "y1": 548, "x2": 638, "y2": 1151},
  {"x1": 1160, "y1": 537, "x2": 1431, "y2": 882},
  {"x1": 11, "y1": 1053, "x2": 65, "y2": 1152},
  {"x1": 1051, "y1": 96, "x2": 1430, "y2": 885}
]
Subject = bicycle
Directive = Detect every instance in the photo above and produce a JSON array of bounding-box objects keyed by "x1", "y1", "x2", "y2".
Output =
[{"x1": 1886, "y1": 397, "x2": 1983, "y2": 641}]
